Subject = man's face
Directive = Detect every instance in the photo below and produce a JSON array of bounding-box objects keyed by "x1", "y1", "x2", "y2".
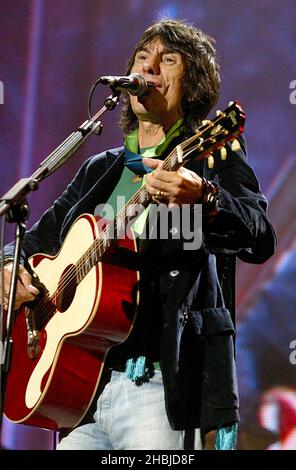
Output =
[{"x1": 130, "y1": 38, "x2": 185, "y2": 128}]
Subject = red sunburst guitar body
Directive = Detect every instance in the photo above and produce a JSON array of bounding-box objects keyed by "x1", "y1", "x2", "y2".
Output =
[{"x1": 4, "y1": 214, "x2": 139, "y2": 431}]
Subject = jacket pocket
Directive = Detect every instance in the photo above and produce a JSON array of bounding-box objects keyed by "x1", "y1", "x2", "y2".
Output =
[{"x1": 189, "y1": 307, "x2": 239, "y2": 410}]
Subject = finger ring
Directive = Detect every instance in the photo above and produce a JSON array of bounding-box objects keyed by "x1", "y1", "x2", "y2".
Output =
[{"x1": 156, "y1": 189, "x2": 165, "y2": 198}]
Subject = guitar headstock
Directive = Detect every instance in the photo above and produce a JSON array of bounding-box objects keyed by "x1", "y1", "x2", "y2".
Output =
[{"x1": 182, "y1": 101, "x2": 245, "y2": 168}]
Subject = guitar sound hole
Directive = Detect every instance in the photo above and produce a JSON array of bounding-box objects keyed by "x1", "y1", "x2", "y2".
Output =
[{"x1": 56, "y1": 264, "x2": 77, "y2": 312}]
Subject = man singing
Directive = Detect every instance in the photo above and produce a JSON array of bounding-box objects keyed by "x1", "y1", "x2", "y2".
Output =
[{"x1": 1, "y1": 19, "x2": 276, "y2": 450}]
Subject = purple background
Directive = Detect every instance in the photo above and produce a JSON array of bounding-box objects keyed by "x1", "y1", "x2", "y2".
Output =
[{"x1": 0, "y1": 0, "x2": 295, "y2": 450}]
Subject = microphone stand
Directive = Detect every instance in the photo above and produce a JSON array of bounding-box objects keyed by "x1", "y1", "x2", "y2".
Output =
[{"x1": 0, "y1": 90, "x2": 120, "y2": 447}]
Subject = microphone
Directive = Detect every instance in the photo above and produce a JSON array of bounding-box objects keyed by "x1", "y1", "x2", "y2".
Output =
[{"x1": 98, "y1": 73, "x2": 152, "y2": 96}]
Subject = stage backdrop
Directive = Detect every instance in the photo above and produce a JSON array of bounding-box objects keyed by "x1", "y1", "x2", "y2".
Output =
[{"x1": 0, "y1": 0, "x2": 295, "y2": 450}]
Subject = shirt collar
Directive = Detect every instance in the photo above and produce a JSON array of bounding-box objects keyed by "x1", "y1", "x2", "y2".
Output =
[{"x1": 124, "y1": 118, "x2": 184, "y2": 158}]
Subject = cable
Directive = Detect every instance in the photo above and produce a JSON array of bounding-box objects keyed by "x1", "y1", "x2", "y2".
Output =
[{"x1": 87, "y1": 78, "x2": 102, "y2": 119}]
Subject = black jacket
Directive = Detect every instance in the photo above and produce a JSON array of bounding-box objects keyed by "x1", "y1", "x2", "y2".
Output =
[{"x1": 4, "y1": 135, "x2": 276, "y2": 433}]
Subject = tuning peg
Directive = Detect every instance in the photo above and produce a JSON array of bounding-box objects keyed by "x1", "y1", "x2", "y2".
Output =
[
  {"x1": 228, "y1": 100, "x2": 234, "y2": 106},
  {"x1": 202, "y1": 119, "x2": 211, "y2": 126},
  {"x1": 220, "y1": 146, "x2": 227, "y2": 160},
  {"x1": 216, "y1": 110, "x2": 225, "y2": 116},
  {"x1": 231, "y1": 138, "x2": 241, "y2": 152},
  {"x1": 207, "y1": 154, "x2": 214, "y2": 169}
]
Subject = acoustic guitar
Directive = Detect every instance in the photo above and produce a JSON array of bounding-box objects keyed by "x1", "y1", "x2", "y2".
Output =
[{"x1": 4, "y1": 101, "x2": 245, "y2": 430}]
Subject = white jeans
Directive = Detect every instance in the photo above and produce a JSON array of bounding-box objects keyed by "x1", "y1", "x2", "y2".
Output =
[{"x1": 58, "y1": 369, "x2": 202, "y2": 450}]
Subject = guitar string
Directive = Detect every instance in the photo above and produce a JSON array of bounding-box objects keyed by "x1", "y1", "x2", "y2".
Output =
[
  {"x1": 27, "y1": 116, "x2": 240, "y2": 325},
  {"x1": 27, "y1": 127, "x2": 236, "y2": 326}
]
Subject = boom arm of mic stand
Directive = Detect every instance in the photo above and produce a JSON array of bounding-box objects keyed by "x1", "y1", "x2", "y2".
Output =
[{"x1": 0, "y1": 92, "x2": 120, "y2": 217}]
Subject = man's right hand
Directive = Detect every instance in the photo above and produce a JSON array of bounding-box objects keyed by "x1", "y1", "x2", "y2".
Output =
[{"x1": 1, "y1": 263, "x2": 39, "y2": 310}]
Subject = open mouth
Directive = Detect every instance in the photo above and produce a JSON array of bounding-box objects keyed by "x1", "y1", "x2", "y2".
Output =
[{"x1": 147, "y1": 81, "x2": 156, "y2": 89}]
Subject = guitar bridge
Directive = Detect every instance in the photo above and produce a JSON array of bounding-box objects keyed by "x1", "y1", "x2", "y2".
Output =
[{"x1": 25, "y1": 307, "x2": 40, "y2": 359}]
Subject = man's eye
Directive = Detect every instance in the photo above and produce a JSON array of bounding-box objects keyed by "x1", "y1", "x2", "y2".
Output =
[
  {"x1": 163, "y1": 56, "x2": 175, "y2": 63},
  {"x1": 137, "y1": 55, "x2": 146, "y2": 61}
]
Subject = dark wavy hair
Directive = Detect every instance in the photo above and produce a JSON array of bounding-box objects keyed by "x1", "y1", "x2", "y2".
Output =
[{"x1": 119, "y1": 18, "x2": 220, "y2": 136}]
